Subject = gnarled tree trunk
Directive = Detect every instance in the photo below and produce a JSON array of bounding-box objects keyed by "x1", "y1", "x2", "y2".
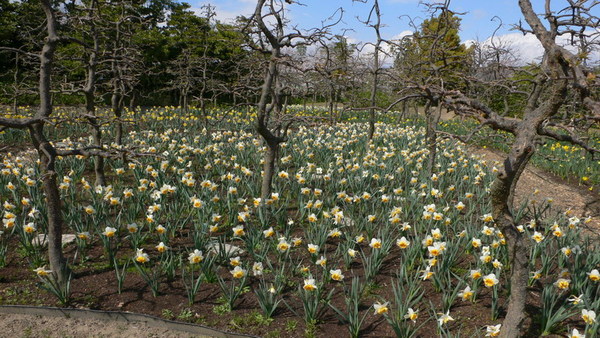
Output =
[
  {"x1": 31, "y1": 126, "x2": 67, "y2": 284},
  {"x1": 425, "y1": 102, "x2": 441, "y2": 176},
  {"x1": 367, "y1": 0, "x2": 381, "y2": 140},
  {"x1": 34, "y1": 0, "x2": 68, "y2": 285},
  {"x1": 260, "y1": 140, "x2": 279, "y2": 202},
  {"x1": 83, "y1": 13, "x2": 106, "y2": 187},
  {"x1": 112, "y1": 90, "x2": 124, "y2": 146},
  {"x1": 491, "y1": 142, "x2": 534, "y2": 337},
  {"x1": 495, "y1": 23, "x2": 569, "y2": 333}
]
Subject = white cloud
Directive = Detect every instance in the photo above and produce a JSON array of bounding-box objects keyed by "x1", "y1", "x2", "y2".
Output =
[
  {"x1": 346, "y1": 35, "x2": 398, "y2": 68},
  {"x1": 391, "y1": 30, "x2": 414, "y2": 40},
  {"x1": 475, "y1": 32, "x2": 599, "y2": 65},
  {"x1": 485, "y1": 33, "x2": 544, "y2": 64}
]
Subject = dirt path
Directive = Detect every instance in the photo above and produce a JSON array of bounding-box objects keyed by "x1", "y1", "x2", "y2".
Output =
[
  {"x1": 473, "y1": 147, "x2": 600, "y2": 235},
  {"x1": 0, "y1": 313, "x2": 203, "y2": 338}
]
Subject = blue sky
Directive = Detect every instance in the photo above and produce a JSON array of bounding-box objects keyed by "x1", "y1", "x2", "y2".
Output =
[
  {"x1": 191, "y1": 0, "x2": 560, "y2": 41},
  {"x1": 287, "y1": 0, "x2": 527, "y2": 42},
  {"x1": 190, "y1": 1, "x2": 599, "y2": 63}
]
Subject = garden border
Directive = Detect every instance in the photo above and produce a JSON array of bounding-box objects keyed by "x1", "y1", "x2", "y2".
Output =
[{"x1": 0, "y1": 305, "x2": 257, "y2": 337}]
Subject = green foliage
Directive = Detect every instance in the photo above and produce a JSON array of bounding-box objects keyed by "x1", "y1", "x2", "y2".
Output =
[
  {"x1": 394, "y1": 11, "x2": 472, "y2": 91},
  {"x1": 483, "y1": 64, "x2": 540, "y2": 118},
  {"x1": 229, "y1": 311, "x2": 274, "y2": 331},
  {"x1": 161, "y1": 308, "x2": 175, "y2": 320},
  {"x1": 37, "y1": 268, "x2": 72, "y2": 306},
  {"x1": 177, "y1": 308, "x2": 194, "y2": 322},
  {"x1": 328, "y1": 277, "x2": 370, "y2": 338},
  {"x1": 539, "y1": 285, "x2": 577, "y2": 335},
  {"x1": 0, "y1": 0, "x2": 251, "y2": 107}
]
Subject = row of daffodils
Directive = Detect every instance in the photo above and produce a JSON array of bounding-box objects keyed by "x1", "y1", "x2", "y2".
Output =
[{"x1": 1, "y1": 107, "x2": 599, "y2": 337}]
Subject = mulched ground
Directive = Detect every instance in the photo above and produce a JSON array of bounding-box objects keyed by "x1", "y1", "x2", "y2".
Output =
[{"x1": 0, "y1": 231, "x2": 559, "y2": 338}]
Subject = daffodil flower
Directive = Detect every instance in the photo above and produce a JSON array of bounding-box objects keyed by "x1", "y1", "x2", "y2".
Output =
[
  {"x1": 329, "y1": 269, "x2": 344, "y2": 281},
  {"x1": 567, "y1": 294, "x2": 584, "y2": 305},
  {"x1": 277, "y1": 238, "x2": 290, "y2": 252},
  {"x1": 404, "y1": 307, "x2": 418, "y2": 322},
  {"x1": 485, "y1": 324, "x2": 501, "y2": 337},
  {"x1": 134, "y1": 248, "x2": 150, "y2": 263},
  {"x1": 437, "y1": 310, "x2": 454, "y2": 326},
  {"x1": 587, "y1": 269, "x2": 600, "y2": 282},
  {"x1": 103, "y1": 226, "x2": 117, "y2": 237},
  {"x1": 230, "y1": 266, "x2": 247, "y2": 279},
  {"x1": 188, "y1": 249, "x2": 204, "y2": 264},
  {"x1": 554, "y1": 278, "x2": 570, "y2": 290},
  {"x1": 458, "y1": 286, "x2": 474, "y2": 301},
  {"x1": 396, "y1": 236, "x2": 410, "y2": 249},
  {"x1": 483, "y1": 273, "x2": 499, "y2": 287},
  {"x1": 369, "y1": 238, "x2": 382, "y2": 249},
  {"x1": 373, "y1": 301, "x2": 389, "y2": 315},
  {"x1": 569, "y1": 328, "x2": 584, "y2": 338},
  {"x1": 34, "y1": 266, "x2": 52, "y2": 276},
  {"x1": 155, "y1": 242, "x2": 168, "y2": 253},
  {"x1": 232, "y1": 225, "x2": 245, "y2": 236},
  {"x1": 252, "y1": 262, "x2": 263, "y2": 276},
  {"x1": 303, "y1": 278, "x2": 317, "y2": 291},
  {"x1": 582, "y1": 309, "x2": 596, "y2": 324}
]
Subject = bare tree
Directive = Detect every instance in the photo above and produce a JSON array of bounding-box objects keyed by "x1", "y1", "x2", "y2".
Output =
[
  {"x1": 0, "y1": 0, "x2": 154, "y2": 290},
  {"x1": 195, "y1": 5, "x2": 218, "y2": 118},
  {"x1": 0, "y1": 53, "x2": 37, "y2": 115},
  {"x1": 312, "y1": 38, "x2": 344, "y2": 121},
  {"x1": 84, "y1": 1, "x2": 106, "y2": 186},
  {"x1": 244, "y1": 0, "x2": 340, "y2": 204},
  {"x1": 103, "y1": 0, "x2": 145, "y2": 145},
  {"x1": 438, "y1": 1, "x2": 600, "y2": 336},
  {"x1": 0, "y1": 0, "x2": 68, "y2": 285},
  {"x1": 65, "y1": 0, "x2": 107, "y2": 186},
  {"x1": 355, "y1": 0, "x2": 384, "y2": 139},
  {"x1": 164, "y1": 48, "x2": 202, "y2": 114},
  {"x1": 390, "y1": 0, "x2": 472, "y2": 175},
  {"x1": 162, "y1": 4, "x2": 218, "y2": 116}
]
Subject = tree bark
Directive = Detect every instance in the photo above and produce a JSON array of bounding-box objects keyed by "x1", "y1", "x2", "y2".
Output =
[
  {"x1": 328, "y1": 86, "x2": 335, "y2": 123},
  {"x1": 87, "y1": 87, "x2": 106, "y2": 187},
  {"x1": 425, "y1": 102, "x2": 441, "y2": 176},
  {"x1": 182, "y1": 89, "x2": 189, "y2": 114},
  {"x1": 260, "y1": 142, "x2": 278, "y2": 202},
  {"x1": 83, "y1": 12, "x2": 106, "y2": 187},
  {"x1": 32, "y1": 127, "x2": 67, "y2": 284},
  {"x1": 490, "y1": 137, "x2": 534, "y2": 336},
  {"x1": 367, "y1": 0, "x2": 381, "y2": 141},
  {"x1": 12, "y1": 53, "x2": 20, "y2": 114},
  {"x1": 111, "y1": 19, "x2": 124, "y2": 146},
  {"x1": 34, "y1": 0, "x2": 67, "y2": 285},
  {"x1": 112, "y1": 91, "x2": 123, "y2": 145},
  {"x1": 495, "y1": 26, "x2": 568, "y2": 335},
  {"x1": 255, "y1": 51, "x2": 282, "y2": 205},
  {"x1": 400, "y1": 100, "x2": 407, "y2": 120}
]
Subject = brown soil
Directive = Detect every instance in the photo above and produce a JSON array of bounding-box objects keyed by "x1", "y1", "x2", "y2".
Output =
[
  {"x1": 0, "y1": 222, "x2": 570, "y2": 338},
  {"x1": 0, "y1": 237, "x2": 482, "y2": 338}
]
